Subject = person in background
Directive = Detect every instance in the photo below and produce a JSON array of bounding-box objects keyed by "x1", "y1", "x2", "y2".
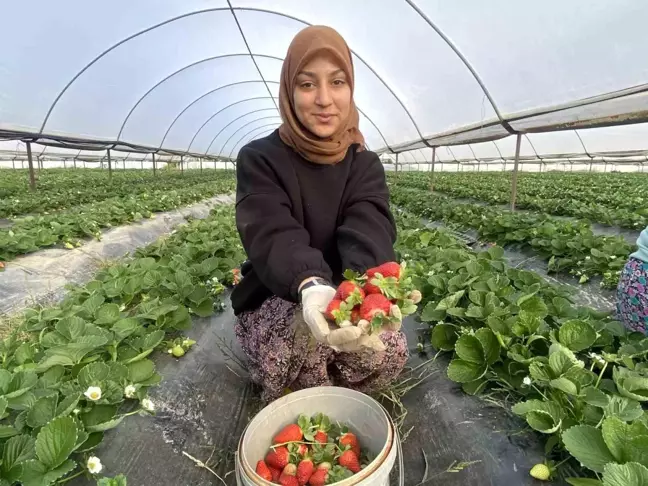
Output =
[
  {"x1": 230, "y1": 26, "x2": 408, "y2": 402},
  {"x1": 617, "y1": 225, "x2": 648, "y2": 333}
]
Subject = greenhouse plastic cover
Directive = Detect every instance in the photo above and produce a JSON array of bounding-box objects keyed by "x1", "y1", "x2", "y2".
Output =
[{"x1": 1, "y1": 0, "x2": 648, "y2": 159}]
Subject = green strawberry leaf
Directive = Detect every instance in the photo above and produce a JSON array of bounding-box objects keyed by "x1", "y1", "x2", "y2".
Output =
[
  {"x1": 559, "y1": 320, "x2": 598, "y2": 352},
  {"x1": 35, "y1": 416, "x2": 78, "y2": 469},
  {"x1": 603, "y1": 462, "x2": 648, "y2": 486},
  {"x1": 562, "y1": 425, "x2": 615, "y2": 473},
  {"x1": 431, "y1": 323, "x2": 457, "y2": 352},
  {"x1": 447, "y1": 359, "x2": 487, "y2": 383}
]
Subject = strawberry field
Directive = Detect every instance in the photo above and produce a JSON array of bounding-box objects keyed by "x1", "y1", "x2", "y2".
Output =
[{"x1": 0, "y1": 170, "x2": 646, "y2": 486}]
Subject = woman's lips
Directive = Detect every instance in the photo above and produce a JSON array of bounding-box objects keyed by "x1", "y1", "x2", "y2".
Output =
[{"x1": 314, "y1": 113, "x2": 333, "y2": 123}]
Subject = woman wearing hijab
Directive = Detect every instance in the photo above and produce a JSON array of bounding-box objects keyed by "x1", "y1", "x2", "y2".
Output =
[
  {"x1": 231, "y1": 26, "x2": 408, "y2": 402},
  {"x1": 617, "y1": 225, "x2": 648, "y2": 333}
]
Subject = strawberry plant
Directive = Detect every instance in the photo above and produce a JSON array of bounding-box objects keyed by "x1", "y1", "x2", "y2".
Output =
[
  {"x1": 0, "y1": 206, "x2": 245, "y2": 485},
  {"x1": 390, "y1": 186, "x2": 635, "y2": 288},
  {"x1": 393, "y1": 209, "x2": 648, "y2": 485}
]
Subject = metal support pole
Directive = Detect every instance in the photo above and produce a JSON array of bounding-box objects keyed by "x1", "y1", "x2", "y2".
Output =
[
  {"x1": 180, "y1": 155, "x2": 184, "y2": 175},
  {"x1": 200, "y1": 158, "x2": 203, "y2": 173},
  {"x1": 141, "y1": 160, "x2": 144, "y2": 170},
  {"x1": 63, "y1": 159, "x2": 66, "y2": 169},
  {"x1": 395, "y1": 153, "x2": 399, "y2": 174},
  {"x1": 430, "y1": 147, "x2": 436, "y2": 192},
  {"x1": 107, "y1": 149, "x2": 112, "y2": 180},
  {"x1": 477, "y1": 160, "x2": 481, "y2": 172},
  {"x1": 21, "y1": 160, "x2": 24, "y2": 169},
  {"x1": 152, "y1": 153, "x2": 157, "y2": 176},
  {"x1": 26, "y1": 141, "x2": 36, "y2": 191},
  {"x1": 73, "y1": 159, "x2": 77, "y2": 169},
  {"x1": 589, "y1": 160, "x2": 593, "y2": 172},
  {"x1": 123, "y1": 160, "x2": 126, "y2": 170},
  {"x1": 510, "y1": 133, "x2": 522, "y2": 211},
  {"x1": 12, "y1": 159, "x2": 15, "y2": 170}
]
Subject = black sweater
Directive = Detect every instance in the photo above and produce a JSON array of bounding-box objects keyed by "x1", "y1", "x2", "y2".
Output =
[{"x1": 230, "y1": 130, "x2": 396, "y2": 315}]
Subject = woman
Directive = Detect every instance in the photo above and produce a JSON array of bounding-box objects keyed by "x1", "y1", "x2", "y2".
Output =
[
  {"x1": 617, "y1": 225, "x2": 648, "y2": 333},
  {"x1": 231, "y1": 25, "x2": 408, "y2": 402}
]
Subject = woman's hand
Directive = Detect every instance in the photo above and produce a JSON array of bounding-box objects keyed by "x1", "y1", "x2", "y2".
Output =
[{"x1": 300, "y1": 285, "x2": 362, "y2": 348}]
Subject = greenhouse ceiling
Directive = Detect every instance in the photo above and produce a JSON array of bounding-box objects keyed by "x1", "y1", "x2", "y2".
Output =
[{"x1": 1, "y1": 0, "x2": 647, "y2": 160}]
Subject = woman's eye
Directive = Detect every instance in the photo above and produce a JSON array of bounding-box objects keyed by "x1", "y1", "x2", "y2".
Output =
[
  {"x1": 333, "y1": 79, "x2": 346, "y2": 86},
  {"x1": 300, "y1": 82, "x2": 314, "y2": 89}
]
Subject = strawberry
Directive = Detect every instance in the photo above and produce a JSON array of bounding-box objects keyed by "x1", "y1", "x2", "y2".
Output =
[
  {"x1": 313, "y1": 430, "x2": 327, "y2": 443},
  {"x1": 339, "y1": 432, "x2": 360, "y2": 457},
  {"x1": 280, "y1": 464, "x2": 298, "y2": 486},
  {"x1": 273, "y1": 423, "x2": 304, "y2": 445},
  {"x1": 338, "y1": 450, "x2": 361, "y2": 473},
  {"x1": 350, "y1": 308, "x2": 361, "y2": 324},
  {"x1": 375, "y1": 261, "x2": 401, "y2": 279},
  {"x1": 266, "y1": 446, "x2": 290, "y2": 470},
  {"x1": 335, "y1": 281, "x2": 365, "y2": 305},
  {"x1": 359, "y1": 294, "x2": 392, "y2": 322},
  {"x1": 270, "y1": 466, "x2": 282, "y2": 482},
  {"x1": 308, "y1": 468, "x2": 328, "y2": 486},
  {"x1": 256, "y1": 460, "x2": 273, "y2": 481},
  {"x1": 529, "y1": 463, "x2": 551, "y2": 481},
  {"x1": 325, "y1": 299, "x2": 343, "y2": 321},
  {"x1": 297, "y1": 444, "x2": 308, "y2": 456},
  {"x1": 325, "y1": 299, "x2": 352, "y2": 324},
  {"x1": 296, "y1": 457, "x2": 315, "y2": 485}
]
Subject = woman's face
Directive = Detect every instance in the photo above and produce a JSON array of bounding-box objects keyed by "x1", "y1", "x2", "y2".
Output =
[{"x1": 293, "y1": 52, "x2": 352, "y2": 139}]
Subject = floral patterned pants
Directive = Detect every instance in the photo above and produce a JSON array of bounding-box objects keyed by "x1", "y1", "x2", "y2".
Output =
[
  {"x1": 616, "y1": 257, "x2": 648, "y2": 334},
  {"x1": 235, "y1": 296, "x2": 409, "y2": 402}
]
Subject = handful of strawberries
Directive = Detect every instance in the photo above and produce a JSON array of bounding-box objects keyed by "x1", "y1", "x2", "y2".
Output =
[
  {"x1": 325, "y1": 261, "x2": 422, "y2": 335},
  {"x1": 256, "y1": 413, "x2": 369, "y2": 485}
]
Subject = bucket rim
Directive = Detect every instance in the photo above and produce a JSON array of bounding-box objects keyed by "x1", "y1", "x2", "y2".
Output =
[{"x1": 238, "y1": 386, "x2": 397, "y2": 486}]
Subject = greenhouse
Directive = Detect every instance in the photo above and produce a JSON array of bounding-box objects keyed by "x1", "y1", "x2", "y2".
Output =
[{"x1": 1, "y1": 1, "x2": 647, "y2": 485}]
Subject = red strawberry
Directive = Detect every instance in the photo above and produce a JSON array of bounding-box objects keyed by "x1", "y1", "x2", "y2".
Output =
[
  {"x1": 308, "y1": 468, "x2": 328, "y2": 486},
  {"x1": 338, "y1": 450, "x2": 361, "y2": 473},
  {"x1": 280, "y1": 464, "x2": 299, "y2": 486},
  {"x1": 335, "y1": 281, "x2": 365, "y2": 304},
  {"x1": 350, "y1": 308, "x2": 361, "y2": 323},
  {"x1": 256, "y1": 460, "x2": 273, "y2": 481},
  {"x1": 296, "y1": 457, "x2": 315, "y2": 485},
  {"x1": 270, "y1": 466, "x2": 282, "y2": 482},
  {"x1": 339, "y1": 432, "x2": 360, "y2": 457},
  {"x1": 273, "y1": 423, "x2": 304, "y2": 444},
  {"x1": 363, "y1": 280, "x2": 382, "y2": 295},
  {"x1": 376, "y1": 261, "x2": 401, "y2": 279},
  {"x1": 297, "y1": 444, "x2": 308, "y2": 456},
  {"x1": 359, "y1": 293, "x2": 392, "y2": 322},
  {"x1": 313, "y1": 430, "x2": 328, "y2": 443},
  {"x1": 266, "y1": 446, "x2": 290, "y2": 470},
  {"x1": 325, "y1": 299, "x2": 343, "y2": 321}
]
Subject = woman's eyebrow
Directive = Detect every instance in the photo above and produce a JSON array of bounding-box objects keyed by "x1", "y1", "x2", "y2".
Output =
[{"x1": 297, "y1": 69, "x2": 345, "y2": 77}]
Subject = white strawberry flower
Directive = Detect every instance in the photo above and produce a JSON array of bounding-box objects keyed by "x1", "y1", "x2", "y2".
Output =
[
  {"x1": 84, "y1": 386, "x2": 102, "y2": 401},
  {"x1": 72, "y1": 408, "x2": 80, "y2": 415},
  {"x1": 523, "y1": 376, "x2": 532, "y2": 386},
  {"x1": 141, "y1": 398, "x2": 155, "y2": 412},
  {"x1": 87, "y1": 456, "x2": 103, "y2": 474},
  {"x1": 124, "y1": 385, "x2": 137, "y2": 399}
]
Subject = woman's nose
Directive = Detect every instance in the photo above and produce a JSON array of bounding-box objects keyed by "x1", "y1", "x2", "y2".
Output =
[{"x1": 315, "y1": 85, "x2": 333, "y2": 106}]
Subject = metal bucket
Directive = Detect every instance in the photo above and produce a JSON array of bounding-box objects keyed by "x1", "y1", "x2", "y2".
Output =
[{"x1": 236, "y1": 386, "x2": 403, "y2": 485}]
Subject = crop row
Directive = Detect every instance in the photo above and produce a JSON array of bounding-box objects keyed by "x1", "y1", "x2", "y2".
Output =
[
  {"x1": 0, "y1": 205, "x2": 245, "y2": 485},
  {"x1": 390, "y1": 172, "x2": 648, "y2": 229},
  {"x1": 394, "y1": 209, "x2": 648, "y2": 485},
  {"x1": 390, "y1": 186, "x2": 635, "y2": 289},
  {"x1": 0, "y1": 177, "x2": 236, "y2": 262},
  {"x1": 0, "y1": 169, "x2": 234, "y2": 218}
]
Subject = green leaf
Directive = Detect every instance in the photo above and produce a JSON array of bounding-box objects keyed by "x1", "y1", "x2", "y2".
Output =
[
  {"x1": 55, "y1": 316, "x2": 86, "y2": 342},
  {"x1": 526, "y1": 410, "x2": 561, "y2": 434},
  {"x1": 26, "y1": 394, "x2": 58, "y2": 428},
  {"x1": 475, "y1": 328, "x2": 499, "y2": 365},
  {"x1": 435, "y1": 290, "x2": 465, "y2": 310},
  {"x1": 447, "y1": 359, "x2": 487, "y2": 383},
  {"x1": 614, "y1": 367, "x2": 648, "y2": 402},
  {"x1": 603, "y1": 462, "x2": 648, "y2": 486},
  {"x1": 81, "y1": 294, "x2": 105, "y2": 318},
  {"x1": 445, "y1": 307, "x2": 465, "y2": 317},
  {"x1": 77, "y1": 362, "x2": 110, "y2": 389},
  {"x1": 2, "y1": 435, "x2": 36, "y2": 474},
  {"x1": 605, "y1": 396, "x2": 644, "y2": 422},
  {"x1": 56, "y1": 393, "x2": 81, "y2": 418},
  {"x1": 127, "y1": 359, "x2": 155, "y2": 383},
  {"x1": 5, "y1": 371, "x2": 38, "y2": 398},
  {"x1": 461, "y1": 379, "x2": 488, "y2": 396},
  {"x1": 35, "y1": 416, "x2": 78, "y2": 469},
  {"x1": 602, "y1": 417, "x2": 630, "y2": 462},
  {"x1": 76, "y1": 432, "x2": 104, "y2": 452},
  {"x1": 583, "y1": 387, "x2": 610, "y2": 408},
  {"x1": 192, "y1": 298, "x2": 215, "y2": 317},
  {"x1": 518, "y1": 295, "x2": 548, "y2": 317},
  {"x1": 486, "y1": 315, "x2": 510, "y2": 334},
  {"x1": 562, "y1": 425, "x2": 616, "y2": 473},
  {"x1": 420, "y1": 303, "x2": 446, "y2": 322},
  {"x1": 85, "y1": 415, "x2": 124, "y2": 433},
  {"x1": 550, "y1": 377, "x2": 579, "y2": 396},
  {"x1": 97, "y1": 474, "x2": 128, "y2": 486},
  {"x1": 431, "y1": 324, "x2": 457, "y2": 352},
  {"x1": 487, "y1": 246, "x2": 504, "y2": 260},
  {"x1": 95, "y1": 303, "x2": 121, "y2": 325},
  {"x1": 80, "y1": 404, "x2": 117, "y2": 428},
  {"x1": 454, "y1": 335, "x2": 485, "y2": 364},
  {"x1": 111, "y1": 318, "x2": 140, "y2": 341},
  {"x1": 0, "y1": 369, "x2": 12, "y2": 393},
  {"x1": 565, "y1": 479, "x2": 603, "y2": 486},
  {"x1": 559, "y1": 320, "x2": 598, "y2": 352},
  {"x1": 0, "y1": 426, "x2": 19, "y2": 439},
  {"x1": 19, "y1": 459, "x2": 76, "y2": 486},
  {"x1": 142, "y1": 330, "x2": 165, "y2": 350}
]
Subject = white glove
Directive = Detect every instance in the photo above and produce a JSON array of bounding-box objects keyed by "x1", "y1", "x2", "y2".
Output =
[{"x1": 301, "y1": 285, "x2": 362, "y2": 349}]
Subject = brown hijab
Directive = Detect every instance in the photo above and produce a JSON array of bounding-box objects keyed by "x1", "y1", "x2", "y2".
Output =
[{"x1": 278, "y1": 25, "x2": 365, "y2": 165}]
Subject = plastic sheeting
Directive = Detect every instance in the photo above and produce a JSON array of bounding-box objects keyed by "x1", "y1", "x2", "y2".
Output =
[{"x1": 1, "y1": 1, "x2": 648, "y2": 158}]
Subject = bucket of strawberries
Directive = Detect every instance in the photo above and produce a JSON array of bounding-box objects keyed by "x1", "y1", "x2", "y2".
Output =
[{"x1": 236, "y1": 387, "x2": 399, "y2": 486}]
